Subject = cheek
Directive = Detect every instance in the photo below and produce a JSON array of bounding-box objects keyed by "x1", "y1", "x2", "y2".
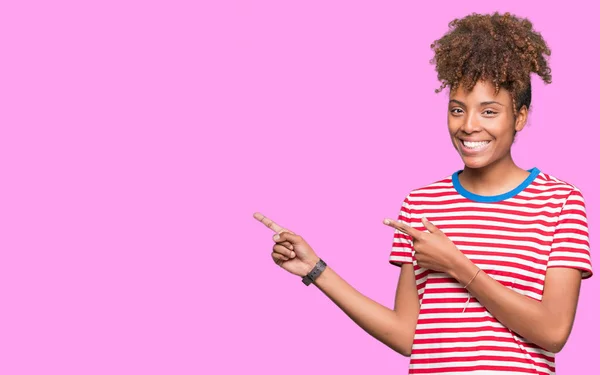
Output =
[
  {"x1": 448, "y1": 125, "x2": 461, "y2": 146},
  {"x1": 447, "y1": 121, "x2": 459, "y2": 136},
  {"x1": 492, "y1": 126, "x2": 516, "y2": 144},
  {"x1": 488, "y1": 132, "x2": 515, "y2": 157},
  {"x1": 448, "y1": 130, "x2": 459, "y2": 149},
  {"x1": 487, "y1": 116, "x2": 515, "y2": 138}
]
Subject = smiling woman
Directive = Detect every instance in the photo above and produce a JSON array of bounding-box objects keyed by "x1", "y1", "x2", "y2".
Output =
[
  {"x1": 255, "y1": 11, "x2": 592, "y2": 375},
  {"x1": 447, "y1": 81, "x2": 530, "y2": 177}
]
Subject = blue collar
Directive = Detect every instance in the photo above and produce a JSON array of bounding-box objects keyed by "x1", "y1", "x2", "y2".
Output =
[{"x1": 452, "y1": 167, "x2": 541, "y2": 203}]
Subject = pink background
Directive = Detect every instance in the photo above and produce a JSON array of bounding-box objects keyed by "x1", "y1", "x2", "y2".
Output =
[{"x1": 1, "y1": 1, "x2": 598, "y2": 374}]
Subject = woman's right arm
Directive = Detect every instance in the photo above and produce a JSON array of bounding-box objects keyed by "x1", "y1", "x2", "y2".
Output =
[
  {"x1": 311, "y1": 262, "x2": 419, "y2": 357},
  {"x1": 254, "y1": 212, "x2": 419, "y2": 357}
]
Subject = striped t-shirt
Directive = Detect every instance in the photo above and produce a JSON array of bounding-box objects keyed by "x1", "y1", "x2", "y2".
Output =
[{"x1": 389, "y1": 167, "x2": 593, "y2": 375}]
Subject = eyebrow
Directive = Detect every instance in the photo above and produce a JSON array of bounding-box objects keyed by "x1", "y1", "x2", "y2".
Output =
[{"x1": 449, "y1": 99, "x2": 505, "y2": 107}]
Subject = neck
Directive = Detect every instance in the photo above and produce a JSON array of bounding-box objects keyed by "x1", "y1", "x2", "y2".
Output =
[{"x1": 459, "y1": 153, "x2": 529, "y2": 196}]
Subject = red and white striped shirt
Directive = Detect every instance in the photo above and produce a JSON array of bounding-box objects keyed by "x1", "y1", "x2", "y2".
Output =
[{"x1": 389, "y1": 168, "x2": 592, "y2": 374}]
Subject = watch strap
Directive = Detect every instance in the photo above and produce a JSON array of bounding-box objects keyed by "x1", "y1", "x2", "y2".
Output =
[{"x1": 302, "y1": 259, "x2": 327, "y2": 286}]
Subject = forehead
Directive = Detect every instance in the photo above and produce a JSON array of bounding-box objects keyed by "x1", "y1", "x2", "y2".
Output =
[{"x1": 450, "y1": 80, "x2": 511, "y2": 103}]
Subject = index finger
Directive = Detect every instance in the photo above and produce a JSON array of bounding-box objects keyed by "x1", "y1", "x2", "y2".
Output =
[
  {"x1": 384, "y1": 218, "x2": 420, "y2": 239},
  {"x1": 253, "y1": 212, "x2": 294, "y2": 234}
]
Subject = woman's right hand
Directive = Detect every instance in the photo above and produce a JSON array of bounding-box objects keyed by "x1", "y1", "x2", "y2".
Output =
[{"x1": 253, "y1": 212, "x2": 320, "y2": 277}]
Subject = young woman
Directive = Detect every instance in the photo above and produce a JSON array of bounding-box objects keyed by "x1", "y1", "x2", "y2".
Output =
[{"x1": 253, "y1": 12, "x2": 592, "y2": 375}]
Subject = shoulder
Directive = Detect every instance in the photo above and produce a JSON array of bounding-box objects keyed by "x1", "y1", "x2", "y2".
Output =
[
  {"x1": 531, "y1": 170, "x2": 584, "y2": 199},
  {"x1": 403, "y1": 173, "x2": 455, "y2": 204}
]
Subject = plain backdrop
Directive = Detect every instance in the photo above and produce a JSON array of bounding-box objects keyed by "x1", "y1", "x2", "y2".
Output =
[{"x1": 1, "y1": 1, "x2": 599, "y2": 374}]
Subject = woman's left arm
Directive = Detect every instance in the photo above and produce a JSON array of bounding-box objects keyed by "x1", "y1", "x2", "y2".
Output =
[
  {"x1": 384, "y1": 187, "x2": 591, "y2": 354},
  {"x1": 450, "y1": 258, "x2": 581, "y2": 353}
]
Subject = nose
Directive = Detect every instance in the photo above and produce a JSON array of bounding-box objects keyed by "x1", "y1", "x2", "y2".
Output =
[{"x1": 461, "y1": 112, "x2": 481, "y2": 134}]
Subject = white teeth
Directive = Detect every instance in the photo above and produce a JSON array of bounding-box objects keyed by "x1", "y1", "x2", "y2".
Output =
[{"x1": 463, "y1": 140, "x2": 490, "y2": 149}]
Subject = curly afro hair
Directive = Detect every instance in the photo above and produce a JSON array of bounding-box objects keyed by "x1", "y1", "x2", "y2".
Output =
[{"x1": 430, "y1": 12, "x2": 552, "y2": 117}]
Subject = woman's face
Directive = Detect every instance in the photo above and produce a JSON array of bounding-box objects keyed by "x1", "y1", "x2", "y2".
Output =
[{"x1": 447, "y1": 80, "x2": 527, "y2": 169}]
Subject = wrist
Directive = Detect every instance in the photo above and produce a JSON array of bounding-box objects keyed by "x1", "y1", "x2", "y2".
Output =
[
  {"x1": 449, "y1": 252, "x2": 478, "y2": 285},
  {"x1": 302, "y1": 256, "x2": 320, "y2": 276},
  {"x1": 312, "y1": 266, "x2": 331, "y2": 288},
  {"x1": 301, "y1": 257, "x2": 326, "y2": 286}
]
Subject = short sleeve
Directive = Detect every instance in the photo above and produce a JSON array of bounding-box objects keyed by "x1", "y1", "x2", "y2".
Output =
[
  {"x1": 389, "y1": 195, "x2": 414, "y2": 266},
  {"x1": 548, "y1": 188, "x2": 593, "y2": 279}
]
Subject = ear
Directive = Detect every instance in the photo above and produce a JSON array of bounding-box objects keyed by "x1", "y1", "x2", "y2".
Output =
[{"x1": 515, "y1": 104, "x2": 528, "y2": 132}]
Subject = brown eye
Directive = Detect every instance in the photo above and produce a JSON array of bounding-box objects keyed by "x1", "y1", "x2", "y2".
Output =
[
  {"x1": 483, "y1": 110, "x2": 498, "y2": 115},
  {"x1": 450, "y1": 108, "x2": 463, "y2": 114}
]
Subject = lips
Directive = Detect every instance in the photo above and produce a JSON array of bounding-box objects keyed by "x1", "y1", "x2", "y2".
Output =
[
  {"x1": 458, "y1": 139, "x2": 491, "y2": 154},
  {"x1": 462, "y1": 140, "x2": 490, "y2": 149}
]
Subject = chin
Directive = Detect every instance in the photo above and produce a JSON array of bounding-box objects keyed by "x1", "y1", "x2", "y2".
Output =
[{"x1": 460, "y1": 156, "x2": 492, "y2": 170}]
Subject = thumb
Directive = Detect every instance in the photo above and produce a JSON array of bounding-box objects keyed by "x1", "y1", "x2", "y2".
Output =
[
  {"x1": 273, "y1": 231, "x2": 302, "y2": 244},
  {"x1": 421, "y1": 216, "x2": 438, "y2": 233}
]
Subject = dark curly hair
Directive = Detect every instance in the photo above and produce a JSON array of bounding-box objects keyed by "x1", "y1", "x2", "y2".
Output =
[{"x1": 430, "y1": 12, "x2": 552, "y2": 117}]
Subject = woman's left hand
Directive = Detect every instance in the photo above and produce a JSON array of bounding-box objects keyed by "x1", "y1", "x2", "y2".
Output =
[{"x1": 384, "y1": 216, "x2": 466, "y2": 275}]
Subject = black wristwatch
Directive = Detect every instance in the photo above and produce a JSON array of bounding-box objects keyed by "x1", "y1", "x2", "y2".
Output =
[{"x1": 302, "y1": 259, "x2": 327, "y2": 286}]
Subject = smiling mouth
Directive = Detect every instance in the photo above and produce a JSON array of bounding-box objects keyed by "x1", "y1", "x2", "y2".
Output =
[{"x1": 461, "y1": 140, "x2": 491, "y2": 150}]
